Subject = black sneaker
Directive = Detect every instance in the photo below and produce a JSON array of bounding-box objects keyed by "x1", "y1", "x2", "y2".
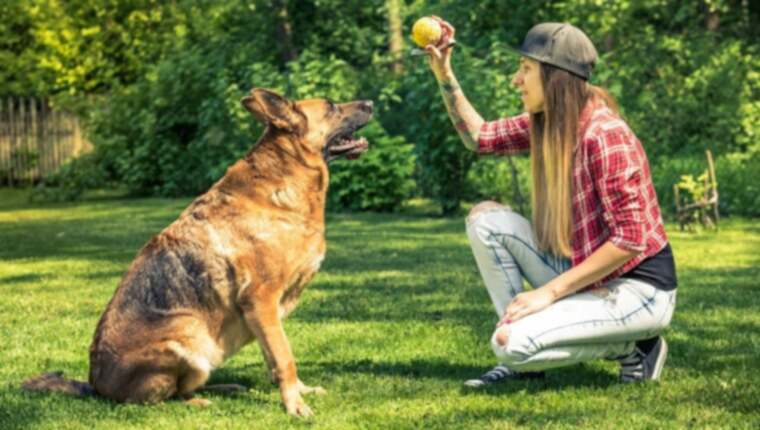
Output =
[
  {"x1": 463, "y1": 365, "x2": 545, "y2": 387},
  {"x1": 618, "y1": 336, "x2": 668, "y2": 383}
]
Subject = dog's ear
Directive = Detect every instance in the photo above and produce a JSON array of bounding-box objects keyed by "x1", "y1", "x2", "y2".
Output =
[{"x1": 242, "y1": 88, "x2": 303, "y2": 132}]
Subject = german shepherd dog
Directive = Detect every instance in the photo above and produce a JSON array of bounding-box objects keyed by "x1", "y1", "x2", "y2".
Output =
[{"x1": 22, "y1": 89, "x2": 373, "y2": 417}]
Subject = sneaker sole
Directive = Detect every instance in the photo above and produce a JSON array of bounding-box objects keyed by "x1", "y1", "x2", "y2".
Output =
[
  {"x1": 463, "y1": 379, "x2": 486, "y2": 388},
  {"x1": 651, "y1": 338, "x2": 668, "y2": 380}
]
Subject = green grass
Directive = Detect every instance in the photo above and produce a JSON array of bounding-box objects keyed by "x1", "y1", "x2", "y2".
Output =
[{"x1": 1, "y1": 188, "x2": 759, "y2": 429}]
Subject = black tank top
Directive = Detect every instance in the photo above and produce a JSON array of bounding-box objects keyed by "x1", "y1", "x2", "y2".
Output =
[{"x1": 620, "y1": 243, "x2": 677, "y2": 290}]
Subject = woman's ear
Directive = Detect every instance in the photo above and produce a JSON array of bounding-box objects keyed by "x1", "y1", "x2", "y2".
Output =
[{"x1": 241, "y1": 88, "x2": 302, "y2": 132}]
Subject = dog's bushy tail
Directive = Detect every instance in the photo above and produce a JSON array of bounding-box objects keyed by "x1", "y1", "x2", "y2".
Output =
[{"x1": 22, "y1": 371, "x2": 95, "y2": 397}]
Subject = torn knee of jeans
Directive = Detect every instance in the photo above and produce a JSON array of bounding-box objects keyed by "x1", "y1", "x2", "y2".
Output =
[
  {"x1": 493, "y1": 325, "x2": 510, "y2": 347},
  {"x1": 466, "y1": 201, "x2": 510, "y2": 225}
]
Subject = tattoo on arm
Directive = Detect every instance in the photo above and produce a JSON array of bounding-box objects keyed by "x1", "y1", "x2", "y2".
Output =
[
  {"x1": 441, "y1": 81, "x2": 460, "y2": 93},
  {"x1": 438, "y1": 79, "x2": 478, "y2": 150}
]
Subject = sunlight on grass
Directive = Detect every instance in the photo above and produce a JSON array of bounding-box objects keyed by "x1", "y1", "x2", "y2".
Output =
[{"x1": 1, "y1": 189, "x2": 759, "y2": 429}]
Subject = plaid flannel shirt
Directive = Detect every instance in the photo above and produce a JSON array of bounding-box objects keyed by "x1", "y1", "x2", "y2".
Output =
[{"x1": 477, "y1": 97, "x2": 669, "y2": 288}]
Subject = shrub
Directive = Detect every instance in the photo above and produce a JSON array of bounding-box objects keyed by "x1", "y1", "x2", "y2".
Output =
[
  {"x1": 30, "y1": 151, "x2": 112, "y2": 202},
  {"x1": 714, "y1": 153, "x2": 760, "y2": 218},
  {"x1": 86, "y1": 47, "x2": 263, "y2": 196},
  {"x1": 327, "y1": 122, "x2": 415, "y2": 212},
  {"x1": 651, "y1": 153, "x2": 760, "y2": 219},
  {"x1": 466, "y1": 156, "x2": 531, "y2": 214}
]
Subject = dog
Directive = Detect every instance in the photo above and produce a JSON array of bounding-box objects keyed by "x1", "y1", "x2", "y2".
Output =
[{"x1": 22, "y1": 88, "x2": 373, "y2": 417}]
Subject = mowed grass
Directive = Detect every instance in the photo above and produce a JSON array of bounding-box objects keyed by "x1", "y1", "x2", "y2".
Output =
[{"x1": 1, "y1": 188, "x2": 759, "y2": 429}]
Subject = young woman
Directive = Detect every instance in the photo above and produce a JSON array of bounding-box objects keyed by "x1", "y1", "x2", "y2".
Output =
[{"x1": 424, "y1": 20, "x2": 677, "y2": 387}]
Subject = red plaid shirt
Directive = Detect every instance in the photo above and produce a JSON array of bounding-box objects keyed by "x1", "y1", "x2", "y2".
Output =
[{"x1": 477, "y1": 96, "x2": 669, "y2": 288}]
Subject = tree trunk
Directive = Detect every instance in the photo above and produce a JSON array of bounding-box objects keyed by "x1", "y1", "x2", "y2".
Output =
[
  {"x1": 386, "y1": 0, "x2": 404, "y2": 74},
  {"x1": 272, "y1": 0, "x2": 298, "y2": 65},
  {"x1": 705, "y1": 1, "x2": 720, "y2": 31}
]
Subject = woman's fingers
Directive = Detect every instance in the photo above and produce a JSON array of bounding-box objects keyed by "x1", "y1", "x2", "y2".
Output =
[
  {"x1": 425, "y1": 44, "x2": 442, "y2": 60},
  {"x1": 439, "y1": 20, "x2": 456, "y2": 38},
  {"x1": 431, "y1": 15, "x2": 456, "y2": 47}
]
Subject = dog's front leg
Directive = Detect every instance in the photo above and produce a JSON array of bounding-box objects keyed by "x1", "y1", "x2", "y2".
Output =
[{"x1": 240, "y1": 296, "x2": 312, "y2": 417}]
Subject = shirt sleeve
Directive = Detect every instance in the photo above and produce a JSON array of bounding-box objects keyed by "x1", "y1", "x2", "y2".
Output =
[
  {"x1": 477, "y1": 113, "x2": 531, "y2": 155},
  {"x1": 588, "y1": 123, "x2": 648, "y2": 252}
]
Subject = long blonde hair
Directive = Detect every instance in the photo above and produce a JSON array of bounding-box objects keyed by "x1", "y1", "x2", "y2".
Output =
[{"x1": 529, "y1": 63, "x2": 617, "y2": 257}]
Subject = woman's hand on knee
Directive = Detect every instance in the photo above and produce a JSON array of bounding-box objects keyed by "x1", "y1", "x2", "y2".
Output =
[{"x1": 499, "y1": 287, "x2": 557, "y2": 326}]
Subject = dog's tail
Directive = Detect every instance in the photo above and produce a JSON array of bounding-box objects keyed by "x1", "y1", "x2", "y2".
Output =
[{"x1": 22, "y1": 371, "x2": 95, "y2": 397}]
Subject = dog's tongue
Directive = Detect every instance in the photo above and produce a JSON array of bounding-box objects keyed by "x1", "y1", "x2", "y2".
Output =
[{"x1": 329, "y1": 137, "x2": 369, "y2": 160}]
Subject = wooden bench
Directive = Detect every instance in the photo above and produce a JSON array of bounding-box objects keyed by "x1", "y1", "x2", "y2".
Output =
[{"x1": 673, "y1": 150, "x2": 719, "y2": 231}]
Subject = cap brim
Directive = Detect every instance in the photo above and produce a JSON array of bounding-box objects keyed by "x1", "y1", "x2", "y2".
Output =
[{"x1": 507, "y1": 45, "x2": 591, "y2": 80}]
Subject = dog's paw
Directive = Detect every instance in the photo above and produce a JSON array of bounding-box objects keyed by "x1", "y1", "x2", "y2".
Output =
[
  {"x1": 184, "y1": 397, "x2": 213, "y2": 407},
  {"x1": 284, "y1": 395, "x2": 313, "y2": 418},
  {"x1": 297, "y1": 379, "x2": 327, "y2": 396}
]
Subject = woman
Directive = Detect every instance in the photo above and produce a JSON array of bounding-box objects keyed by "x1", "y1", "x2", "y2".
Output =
[{"x1": 424, "y1": 20, "x2": 677, "y2": 387}]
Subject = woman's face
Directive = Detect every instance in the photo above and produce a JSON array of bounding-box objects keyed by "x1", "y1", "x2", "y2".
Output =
[{"x1": 512, "y1": 57, "x2": 544, "y2": 113}]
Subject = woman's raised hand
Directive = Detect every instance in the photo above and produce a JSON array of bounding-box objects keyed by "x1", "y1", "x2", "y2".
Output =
[{"x1": 426, "y1": 16, "x2": 456, "y2": 80}]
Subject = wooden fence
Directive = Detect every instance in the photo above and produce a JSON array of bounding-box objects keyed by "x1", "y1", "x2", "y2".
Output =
[{"x1": 0, "y1": 98, "x2": 91, "y2": 186}]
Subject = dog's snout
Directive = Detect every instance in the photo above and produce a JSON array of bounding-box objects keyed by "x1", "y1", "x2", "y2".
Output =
[{"x1": 359, "y1": 100, "x2": 373, "y2": 114}]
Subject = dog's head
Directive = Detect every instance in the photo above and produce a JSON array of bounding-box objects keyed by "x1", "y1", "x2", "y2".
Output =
[{"x1": 242, "y1": 88, "x2": 372, "y2": 162}]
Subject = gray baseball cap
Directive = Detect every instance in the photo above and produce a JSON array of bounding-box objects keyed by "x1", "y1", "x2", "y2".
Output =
[{"x1": 516, "y1": 23, "x2": 598, "y2": 80}]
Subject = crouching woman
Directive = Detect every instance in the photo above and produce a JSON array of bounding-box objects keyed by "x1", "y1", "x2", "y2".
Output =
[{"x1": 423, "y1": 19, "x2": 677, "y2": 386}]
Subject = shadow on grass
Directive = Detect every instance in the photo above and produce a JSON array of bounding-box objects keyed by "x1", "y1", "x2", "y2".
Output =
[
  {"x1": 0, "y1": 391, "x2": 46, "y2": 430},
  {"x1": 296, "y1": 359, "x2": 616, "y2": 391},
  {"x1": 0, "y1": 273, "x2": 44, "y2": 285}
]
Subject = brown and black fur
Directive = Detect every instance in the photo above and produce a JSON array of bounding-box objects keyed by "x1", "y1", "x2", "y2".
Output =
[{"x1": 22, "y1": 88, "x2": 373, "y2": 417}]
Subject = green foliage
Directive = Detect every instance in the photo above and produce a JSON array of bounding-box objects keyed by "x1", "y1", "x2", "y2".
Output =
[
  {"x1": 676, "y1": 172, "x2": 710, "y2": 203},
  {"x1": 714, "y1": 152, "x2": 760, "y2": 217},
  {"x1": 651, "y1": 153, "x2": 760, "y2": 219},
  {"x1": 547, "y1": 1, "x2": 760, "y2": 160},
  {"x1": 87, "y1": 47, "x2": 260, "y2": 196},
  {"x1": 674, "y1": 170, "x2": 714, "y2": 227},
  {"x1": 30, "y1": 151, "x2": 112, "y2": 201},
  {"x1": 0, "y1": 1, "x2": 49, "y2": 97},
  {"x1": 651, "y1": 156, "x2": 703, "y2": 217},
  {"x1": 327, "y1": 122, "x2": 415, "y2": 212},
  {"x1": 3, "y1": 0, "x2": 758, "y2": 215},
  {"x1": 466, "y1": 156, "x2": 531, "y2": 211}
]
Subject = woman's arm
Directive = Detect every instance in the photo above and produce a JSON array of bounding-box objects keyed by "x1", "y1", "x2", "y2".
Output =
[
  {"x1": 426, "y1": 19, "x2": 484, "y2": 152},
  {"x1": 500, "y1": 241, "x2": 641, "y2": 324},
  {"x1": 434, "y1": 72, "x2": 484, "y2": 152}
]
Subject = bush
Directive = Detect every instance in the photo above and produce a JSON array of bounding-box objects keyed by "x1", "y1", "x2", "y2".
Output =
[
  {"x1": 466, "y1": 155, "x2": 531, "y2": 214},
  {"x1": 715, "y1": 152, "x2": 760, "y2": 218},
  {"x1": 84, "y1": 44, "x2": 416, "y2": 210},
  {"x1": 651, "y1": 153, "x2": 760, "y2": 219},
  {"x1": 327, "y1": 122, "x2": 415, "y2": 212},
  {"x1": 86, "y1": 47, "x2": 263, "y2": 197},
  {"x1": 30, "y1": 151, "x2": 112, "y2": 202}
]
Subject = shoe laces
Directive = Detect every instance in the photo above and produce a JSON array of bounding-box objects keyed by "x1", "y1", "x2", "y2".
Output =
[
  {"x1": 481, "y1": 365, "x2": 513, "y2": 381},
  {"x1": 619, "y1": 348, "x2": 646, "y2": 381}
]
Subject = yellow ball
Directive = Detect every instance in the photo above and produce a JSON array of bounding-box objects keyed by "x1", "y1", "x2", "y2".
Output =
[{"x1": 411, "y1": 17, "x2": 442, "y2": 48}]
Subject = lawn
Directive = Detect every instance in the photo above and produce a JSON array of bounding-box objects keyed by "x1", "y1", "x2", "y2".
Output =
[{"x1": 1, "y1": 188, "x2": 759, "y2": 429}]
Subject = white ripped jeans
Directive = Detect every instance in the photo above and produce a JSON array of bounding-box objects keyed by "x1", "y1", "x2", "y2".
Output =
[{"x1": 465, "y1": 204, "x2": 676, "y2": 372}]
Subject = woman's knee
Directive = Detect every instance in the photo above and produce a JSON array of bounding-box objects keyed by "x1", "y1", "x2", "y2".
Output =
[
  {"x1": 465, "y1": 201, "x2": 522, "y2": 243},
  {"x1": 493, "y1": 325, "x2": 510, "y2": 347},
  {"x1": 466, "y1": 201, "x2": 511, "y2": 225},
  {"x1": 490, "y1": 325, "x2": 535, "y2": 365}
]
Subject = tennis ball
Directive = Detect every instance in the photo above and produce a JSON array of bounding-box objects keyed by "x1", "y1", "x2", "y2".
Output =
[{"x1": 411, "y1": 17, "x2": 442, "y2": 48}]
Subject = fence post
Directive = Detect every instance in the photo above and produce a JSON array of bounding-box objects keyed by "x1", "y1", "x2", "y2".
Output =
[
  {"x1": 20, "y1": 98, "x2": 28, "y2": 184},
  {"x1": 0, "y1": 98, "x2": 4, "y2": 185},
  {"x1": 0, "y1": 98, "x2": 92, "y2": 186},
  {"x1": 8, "y1": 98, "x2": 15, "y2": 186},
  {"x1": 29, "y1": 98, "x2": 38, "y2": 184}
]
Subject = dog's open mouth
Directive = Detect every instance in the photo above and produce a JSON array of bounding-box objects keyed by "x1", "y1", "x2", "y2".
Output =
[{"x1": 324, "y1": 129, "x2": 369, "y2": 162}]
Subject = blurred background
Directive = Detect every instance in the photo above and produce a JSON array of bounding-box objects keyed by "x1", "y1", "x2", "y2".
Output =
[{"x1": 1, "y1": 0, "x2": 758, "y2": 217}]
